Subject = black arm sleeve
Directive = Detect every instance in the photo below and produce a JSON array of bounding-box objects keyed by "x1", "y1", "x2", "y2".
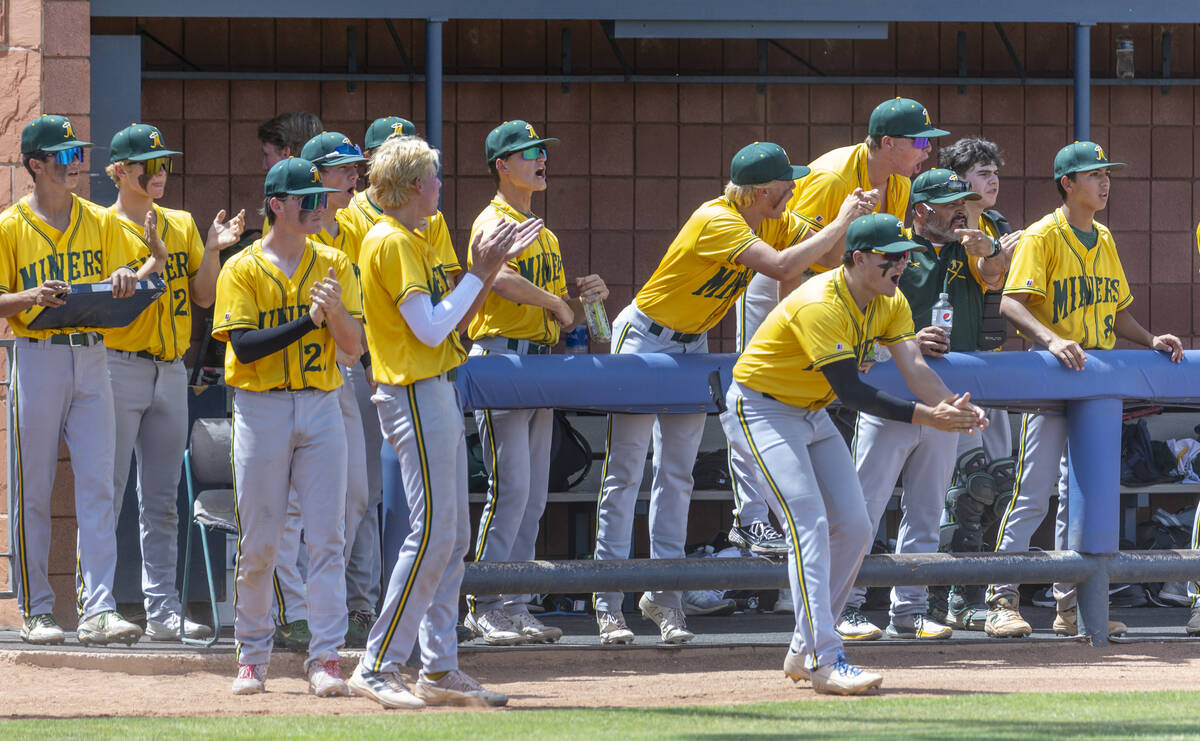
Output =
[
  {"x1": 360, "y1": 349, "x2": 372, "y2": 370},
  {"x1": 227, "y1": 315, "x2": 317, "y2": 364},
  {"x1": 821, "y1": 358, "x2": 917, "y2": 424}
]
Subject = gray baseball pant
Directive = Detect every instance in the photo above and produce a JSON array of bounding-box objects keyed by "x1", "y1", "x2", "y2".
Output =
[
  {"x1": 847, "y1": 413, "x2": 957, "y2": 620},
  {"x1": 720, "y1": 381, "x2": 873, "y2": 670},
  {"x1": 730, "y1": 272, "x2": 779, "y2": 528},
  {"x1": 345, "y1": 362, "x2": 383, "y2": 616},
  {"x1": 466, "y1": 337, "x2": 553, "y2": 616},
  {"x1": 231, "y1": 388, "x2": 347, "y2": 669},
  {"x1": 360, "y1": 376, "x2": 469, "y2": 675},
  {"x1": 10, "y1": 338, "x2": 118, "y2": 620},
  {"x1": 593, "y1": 303, "x2": 707, "y2": 614}
]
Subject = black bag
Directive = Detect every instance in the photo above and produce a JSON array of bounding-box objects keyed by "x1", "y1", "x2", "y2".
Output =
[
  {"x1": 977, "y1": 209, "x2": 1011, "y2": 351},
  {"x1": 548, "y1": 411, "x2": 593, "y2": 492},
  {"x1": 1120, "y1": 420, "x2": 1180, "y2": 485}
]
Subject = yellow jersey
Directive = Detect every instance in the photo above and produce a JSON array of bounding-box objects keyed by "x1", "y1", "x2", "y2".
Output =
[
  {"x1": 734, "y1": 267, "x2": 915, "y2": 410},
  {"x1": 1003, "y1": 208, "x2": 1132, "y2": 350},
  {"x1": 211, "y1": 239, "x2": 362, "y2": 391},
  {"x1": 311, "y1": 209, "x2": 369, "y2": 310},
  {"x1": 359, "y1": 215, "x2": 465, "y2": 386},
  {"x1": 104, "y1": 204, "x2": 205, "y2": 360},
  {"x1": 0, "y1": 194, "x2": 141, "y2": 339},
  {"x1": 635, "y1": 197, "x2": 810, "y2": 334},
  {"x1": 345, "y1": 190, "x2": 460, "y2": 274},
  {"x1": 788, "y1": 143, "x2": 910, "y2": 240},
  {"x1": 467, "y1": 199, "x2": 568, "y2": 346}
]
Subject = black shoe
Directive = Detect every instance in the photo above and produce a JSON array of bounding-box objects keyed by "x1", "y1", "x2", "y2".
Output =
[
  {"x1": 456, "y1": 623, "x2": 475, "y2": 643},
  {"x1": 728, "y1": 520, "x2": 788, "y2": 556},
  {"x1": 1187, "y1": 609, "x2": 1200, "y2": 637}
]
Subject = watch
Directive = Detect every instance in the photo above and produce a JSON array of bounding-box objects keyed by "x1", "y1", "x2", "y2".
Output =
[{"x1": 986, "y1": 237, "x2": 1001, "y2": 259}]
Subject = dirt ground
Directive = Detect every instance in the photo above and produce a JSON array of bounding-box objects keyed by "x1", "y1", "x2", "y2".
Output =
[{"x1": 3, "y1": 640, "x2": 1197, "y2": 718}]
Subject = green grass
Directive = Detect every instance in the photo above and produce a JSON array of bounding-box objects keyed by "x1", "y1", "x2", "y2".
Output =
[{"x1": 6, "y1": 691, "x2": 1200, "y2": 740}]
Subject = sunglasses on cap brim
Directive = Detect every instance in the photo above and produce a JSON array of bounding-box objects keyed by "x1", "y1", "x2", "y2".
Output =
[
  {"x1": 914, "y1": 179, "x2": 969, "y2": 195},
  {"x1": 38, "y1": 147, "x2": 85, "y2": 165},
  {"x1": 313, "y1": 142, "x2": 363, "y2": 163},
  {"x1": 273, "y1": 192, "x2": 327, "y2": 211},
  {"x1": 870, "y1": 249, "x2": 910, "y2": 263}
]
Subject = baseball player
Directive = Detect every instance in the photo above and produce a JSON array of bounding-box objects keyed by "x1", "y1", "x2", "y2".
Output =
[
  {"x1": 721, "y1": 213, "x2": 986, "y2": 694},
  {"x1": 933, "y1": 138, "x2": 1023, "y2": 630},
  {"x1": 257, "y1": 111, "x2": 323, "y2": 171},
  {"x1": 75, "y1": 124, "x2": 244, "y2": 641},
  {"x1": 987, "y1": 141, "x2": 1183, "y2": 638},
  {"x1": 593, "y1": 142, "x2": 871, "y2": 646},
  {"x1": 1, "y1": 115, "x2": 166, "y2": 645},
  {"x1": 463, "y1": 120, "x2": 608, "y2": 645},
  {"x1": 346, "y1": 135, "x2": 542, "y2": 709},
  {"x1": 838, "y1": 169, "x2": 1007, "y2": 643},
  {"x1": 213, "y1": 157, "x2": 363, "y2": 696},
  {"x1": 339, "y1": 116, "x2": 463, "y2": 643}
]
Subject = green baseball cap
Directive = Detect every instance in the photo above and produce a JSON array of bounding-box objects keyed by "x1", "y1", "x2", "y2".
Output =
[
  {"x1": 364, "y1": 116, "x2": 417, "y2": 150},
  {"x1": 108, "y1": 123, "x2": 182, "y2": 162},
  {"x1": 910, "y1": 168, "x2": 982, "y2": 205},
  {"x1": 21, "y1": 115, "x2": 91, "y2": 154},
  {"x1": 263, "y1": 157, "x2": 340, "y2": 197},
  {"x1": 301, "y1": 132, "x2": 367, "y2": 166},
  {"x1": 485, "y1": 120, "x2": 559, "y2": 162},
  {"x1": 729, "y1": 142, "x2": 809, "y2": 185},
  {"x1": 845, "y1": 213, "x2": 924, "y2": 255},
  {"x1": 1053, "y1": 141, "x2": 1126, "y2": 180},
  {"x1": 867, "y1": 98, "x2": 950, "y2": 138}
]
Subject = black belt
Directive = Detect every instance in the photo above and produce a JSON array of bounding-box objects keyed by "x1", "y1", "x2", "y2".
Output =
[
  {"x1": 647, "y1": 322, "x2": 701, "y2": 344},
  {"x1": 505, "y1": 338, "x2": 552, "y2": 355},
  {"x1": 129, "y1": 349, "x2": 171, "y2": 362},
  {"x1": 29, "y1": 332, "x2": 102, "y2": 347}
]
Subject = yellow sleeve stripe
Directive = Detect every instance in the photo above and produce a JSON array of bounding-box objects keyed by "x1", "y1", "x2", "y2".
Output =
[
  {"x1": 0, "y1": 284, "x2": 10, "y2": 293},
  {"x1": 727, "y1": 236, "x2": 759, "y2": 263},
  {"x1": 392, "y1": 283, "x2": 430, "y2": 307},
  {"x1": 1117, "y1": 295, "x2": 1133, "y2": 310}
]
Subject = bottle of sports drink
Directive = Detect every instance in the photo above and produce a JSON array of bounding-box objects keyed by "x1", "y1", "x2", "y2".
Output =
[
  {"x1": 583, "y1": 297, "x2": 611, "y2": 344},
  {"x1": 932, "y1": 292, "x2": 954, "y2": 332}
]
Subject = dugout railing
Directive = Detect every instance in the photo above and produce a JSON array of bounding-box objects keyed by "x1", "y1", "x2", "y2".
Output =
[{"x1": 438, "y1": 348, "x2": 1200, "y2": 647}]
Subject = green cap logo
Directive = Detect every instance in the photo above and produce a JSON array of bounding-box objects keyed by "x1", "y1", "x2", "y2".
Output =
[
  {"x1": 365, "y1": 116, "x2": 417, "y2": 150},
  {"x1": 21, "y1": 114, "x2": 92, "y2": 155},
  {"x1": 264, "y1": 157, "x2": 340, "y2": 197},
  {"x1": 109, "y1": 123, "x2": 182, "y2": 163},
  {"x1": 729, "y1": 142, "x2": 810, "y2": 185},
  {"x1": 844, "y1": 213, "x2": 925, "y2": 255},
  {"x1": 485, "y1": 120, "x2": 560, "y2": 162},
  {"x1": 1052, "y1": 140, "x2": 1126, "y2": 180},
  {"x1": 867, "y1": 97, "x2": 951, "y2": 139}
]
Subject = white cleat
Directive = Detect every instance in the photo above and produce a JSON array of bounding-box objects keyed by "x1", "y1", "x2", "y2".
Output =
[
  {"x1": 597, "y1": 610, "x2": 635, "y2": 645},
  {"x1": 811, "y1": 654, "x2": 883, "y2": 695},
  {"x1": 639, "y1": 594, "x2": 694, "y2": 644}
]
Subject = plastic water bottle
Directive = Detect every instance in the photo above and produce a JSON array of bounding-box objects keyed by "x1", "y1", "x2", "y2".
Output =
[
  {"x1": 873, "y1": 341, "x2": 891, "y2": 363},
  {"x1": 932, "y1": 292, "x2": 954, "y2": 332},
  {"x1": 564, "y1": 325, "x2": 589, "y2": 354},
  {"x1": 1115, "y1": 26, "x2": 1134, "y2": 79},
  {"x1": 583, "y1": 297, "x2": 611, "y2": 344}
]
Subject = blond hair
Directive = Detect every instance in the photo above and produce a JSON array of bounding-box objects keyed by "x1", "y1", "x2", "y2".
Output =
[
  {"x1": 104, "y1": 162, "x2": 122, "y2": 187},
  {"x1": 723, "y1": 180, "x2": 769, "y2": 210},
  {"x1": 368, "y1": 135, "x2": 440, "y2": 210}
]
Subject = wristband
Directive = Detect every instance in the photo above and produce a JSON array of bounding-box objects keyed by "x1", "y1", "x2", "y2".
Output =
[{"x1": 986, "y1": 237, "x2": 1001, "y2": 259}]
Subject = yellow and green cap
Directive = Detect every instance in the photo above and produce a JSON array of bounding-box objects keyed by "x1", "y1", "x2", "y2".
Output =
[
  {"x1": 845, "y1": 213, "x2": 924, "y2": 254},
  {"x1": 21, "y1": 115, "x2": 91, "y2": 154},
  {"x1": 365, "y1": 116, "x2": 417, "y2": 150},
  {"x1": 729, "y1": 142, "x2": 809, "y2": 185},
  {"x1": 910, "y1": 168, "x2": 981, "y2": 205},
  {"x1": 301, "y1": 131, "x2": 367, "y2": 166},
  {"x1": 264, "y1": 157, "x2": 340, "y2": 197},
  {"x1": 867, "y1": 98, "x2": 950, "y2": 138},
  {"x1": 1053, "y1": 141, "x2": 1125, "y2": 180},
  {"x1": 109, "y1": 123, "x2": 182, "y2": 162},
  {"x1": 485, "y1": 120, "x2": 559, "y2": 162}
]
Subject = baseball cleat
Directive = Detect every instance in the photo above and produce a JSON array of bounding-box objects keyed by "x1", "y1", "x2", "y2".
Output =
[
  {"x1": 232, "y1": 663, "x2": 266, "y2": 695},
  {"x1": 596, "y1": 610, "x2": 635, "y2": 645},
  {"x1": 306, "y1": 658, "x2": 350, "y2": 697},
  {"x1": 1187, "y1": 609, "x2": 1200, "y2": 636},
  {"x1": 728, "y1": 520, "x2": 788, "y2": 556},
  {"x1": 886, "y1": 613, "x2": 952, "y2": 640},
  {"x1": 76, "y1": 610, "x2": 143, "y2": 646},
  {"x1": 984, "y1": 597, "x2": 1032, "y2": 638},
  {"x1": 20, "y1": 613, "x2": 65, "y2": 645},
  {"x1": 783, "y1": 647, "x2": 810, "y2": 683},
  {"x1": 414, "y1": 669, "x2": 508, "y2": 707},
  {"x1": 811, "y1": 654, "x2": 883, "y2": 695},
  {"x1": 773, "y1": 588, "x2": 795, "y2": 614},
  {"x1": 146, "y1": 613, "x2": 213, "y2": 641},
  {"x1": 344, "y1": 610, "x2": 373, "y2": 648},
  {"x1": 835, "y1": 606, "x2": 883, "y2": 641},
  {"x1": 347, "y1": 664, "x2": 425, "y2": 709},
  {"x1": 273, "y1": 619, "x2": 312, "y2": 649},
  {"x1": 507, "y1": 610, "x2": 562, "y2": 643},
  {"x1": 465, "y1": 609, "x2": 528, "y2": 645},
  {"x1": 1051, "y1": 607, "x2": 1127, "y2": 637},
  {"x1": 638, "y1": 594, "x2": 694, "y2": 644},
  {"x1": 682, "y1": 590, "x2": 737, "y2": 617}
]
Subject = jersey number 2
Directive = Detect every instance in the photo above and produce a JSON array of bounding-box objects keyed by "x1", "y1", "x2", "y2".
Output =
[
  {"x1": 302, "y1": 342, "x2": 323, "y2": 373},
  {"x1": 172, "y1": 288, "x2": 188, "y2": 317}
]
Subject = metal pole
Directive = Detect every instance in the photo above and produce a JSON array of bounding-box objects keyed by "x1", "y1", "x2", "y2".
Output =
[
  {"x1": 1066, "y1": 396, "x2": 1122, "y2": 644},
  {"x1": 1074, "y1": 23, "x2": 1092, "y2": 140},
  {"x1": 425, "y1": 18, "x2": 445, "y2": 156}
]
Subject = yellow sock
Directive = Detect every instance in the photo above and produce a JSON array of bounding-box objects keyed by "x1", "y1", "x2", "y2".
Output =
[{"x1": 424, "y1": 671, "x2": 448, "y2": 681}]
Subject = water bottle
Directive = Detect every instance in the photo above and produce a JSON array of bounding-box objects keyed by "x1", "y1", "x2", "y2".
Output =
[
  {"x1": 873, "y1": 341, "x2": 891, "y2": 363},
  {"x1": 932, "y1": 292, "x2": 954, "y2": 332},
  {"x1": 583, "y1": 297, "x2": 611, "y2": 344},
  {"x1": 1115, "y1": 26, "x2": 1134, "y2": 79},
  {"x1": 564, "y1": 325, "x2": 589, "y2": 354}
]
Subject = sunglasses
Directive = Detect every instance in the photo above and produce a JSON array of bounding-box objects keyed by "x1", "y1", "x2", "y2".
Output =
[
  {"x1": 37, "y1": 147, "x2": 85, "y2": 165},
  {"x1": 313, "y1": 142, "x2": 363, "y2": 163},
  {"x1": 273, "y1": 192, "x2": 327, "y2": 211},
  {"x1": 914, "y1": 178, "x2": 970, "y2": 195},
  {"x1": 871, "y1": 249, "x2": 910, "y2": 263},
  {"x1": 141, "y1": 157, "x2": 174, "y2": 175},
  {"x1": 520, "y1": 146, "x2": 547, "y2": 160},
  {"x1": 908, "y1": 137, "x2": 930, "y2": 150}
]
